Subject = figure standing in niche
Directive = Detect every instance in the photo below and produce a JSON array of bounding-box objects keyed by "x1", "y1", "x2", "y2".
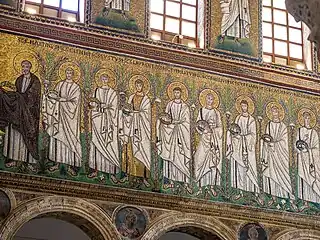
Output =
[
  {"x1": 0, "y1": 59, "x2": 41, "y2": 169},
  {"x1": 43, "y1": 63, "x2": 82, "y2": 176},
  {"x1": 119, "y1": 75, "x2": 151, "y2": 178},
  {"x1": 194, "y1": 89, "x2": 223, "y2": 187},
  {"x1": 261, "y1": 102, "x2": 293, "y2": 199},
  {"x1": 105, "y1": 0, "x2": 130, "y2": 12},
  {"x1": 157, "y1": 82, "x2": 191, "y2": 183},
  {"x1": 296, "y1": 108, "x2": 320, "y2": 202},
  {"x1": 227, "y1": 96, "x2": 259, "y2": 193},
  {"x1": 220, "y1": 0, "x2": 251, "y2": 41},
  {"x1": 88, "y1": 70, "x2": 120, "y2": 178}
]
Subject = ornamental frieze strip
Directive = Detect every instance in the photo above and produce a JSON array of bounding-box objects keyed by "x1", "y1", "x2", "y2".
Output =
[
  {"x1": 1, "y1": 172, "x2": 320, "y2": 230},
  {"x1": 0, "y1": 14, "x2": 318, "y2": 95}
]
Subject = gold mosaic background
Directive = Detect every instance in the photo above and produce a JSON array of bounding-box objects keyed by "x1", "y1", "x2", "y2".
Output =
[
  {"x1": 210, "y1": 0, "x2": 259, "y2": 56},
  {"x1": 0, "y1": 32, "x2": 320, "y2": 214}
]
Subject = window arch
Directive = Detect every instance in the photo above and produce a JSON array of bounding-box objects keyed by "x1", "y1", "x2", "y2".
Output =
[
  {"x1": 262, "y1": 0, "x2": 312, "y2": 70},
  {"x1": 149, "y1": 0, "x2": 205, "y2": 48},
  {"x1": 23, "y1": 0, "x2": 85, "y2": 22}
]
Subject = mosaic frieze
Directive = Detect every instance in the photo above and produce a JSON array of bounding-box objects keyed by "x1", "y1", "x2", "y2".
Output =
[{"x1": 0, "y1": 33, "x2": 319, "y2": 215}]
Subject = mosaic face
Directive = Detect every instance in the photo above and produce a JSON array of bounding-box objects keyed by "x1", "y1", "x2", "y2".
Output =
[
  {"x1": 115, "y1": 207, "x2": 147, "y2": 239},
  {"x1": 239, "y1": 223, "x2": 268, "y2": 240}
]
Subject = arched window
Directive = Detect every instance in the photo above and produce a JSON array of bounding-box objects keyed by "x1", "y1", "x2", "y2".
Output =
[
  {"x1": 149, "y1": 0, "x2": 205, "y2": 48},
  {"x1": 23, "y1": 0, "x2": 85, "y2": 22},
  {"x1": 262, "y1": 0, "x2": 312, "y2": 70}
]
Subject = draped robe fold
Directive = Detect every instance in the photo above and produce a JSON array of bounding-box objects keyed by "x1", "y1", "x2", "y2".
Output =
[
  {"x1": 105, "y1": 0, "x2": 130, "y2": 11},
  {"x1": 227, "y1": 114, "x2": 259, "y2": 192},
  {"x1": 221, "y1": 0, "x2": 251, "y2": 38},
  {"x1": 120, "y1": 94, "x2": 151, "y2": 173},
  {"x1": 43, "y1": 80, "x2": 82, "y2": 167},
  {"x1": 89, "y1": 87, "x2": 120, "y2": 173},
  {"x1": 194, "y1": 107, "x2": 223, "y2": 186},
  {"x1": 261, "y1": 121, "x2": 293, "y2": 199},
  {"x1": 0, "y1": 73, "x2": 41, "y2": 162},
  {"x1": 157, "y1": 100, "x2": 191, "y2": 182},
  {"x1": 296, "y1": 127, "x2": 320, "y2": 202}
]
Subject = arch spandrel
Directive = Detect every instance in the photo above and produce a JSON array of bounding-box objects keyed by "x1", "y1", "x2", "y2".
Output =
[
  {"x1": 273, "y1": 229, "x2": 320, "y2": 240},
  {"x1": 141, "y1": 212, "x2": 236, "y2": 240},
  {"x1": 0, "y1": 195, "x2": 121, "y2": 240}
]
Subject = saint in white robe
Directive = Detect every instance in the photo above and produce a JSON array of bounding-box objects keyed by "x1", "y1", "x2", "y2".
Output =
[
  {"x1": 296, "y1": 127, "x2": 320, "y2": 202},
  {"x1": 221, "y1": 0, "x2": 251, "y2": 38},
  {"x1": 261, "y1": 121, "x2": 293, "y2": 199},
  {"x1": 227, "y1": 114, "x2": 259, "y2": 192},
  {"x1": 157, "y1": 100, "x2": 191, "y2": 182},
  {"x1": 120, "y1": 94, "x2": 151, "y2": 172},
  {"x1": 194, "y1": 107, "x2": 223, "y2": 186},
  {"x1": 89, "y1": 86, "x2": 120, "y2": 174},
  {"x1": 106, "y1": 0, "x2": 130, "y2": 11},
  {"x1": 43, "y1": 80, "x2": 82, "y2": 167}
]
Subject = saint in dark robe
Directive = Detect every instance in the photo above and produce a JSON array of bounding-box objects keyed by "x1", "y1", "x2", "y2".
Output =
[{"x1": 0, "y1": 60, "x2": 41, "y2": 168}]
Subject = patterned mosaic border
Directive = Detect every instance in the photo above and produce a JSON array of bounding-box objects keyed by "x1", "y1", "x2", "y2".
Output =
[
  {"x1": 1, "y1": 171, "x2": 320, "y2": 228},
  {"x1": 0, "y1": 10, "x2": 318, "y2": 95}
]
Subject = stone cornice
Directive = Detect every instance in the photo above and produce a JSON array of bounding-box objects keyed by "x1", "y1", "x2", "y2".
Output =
[
  {"x1": 1, "y1": 171, "x2": 320, "y2": 230},
  {"x1": 0, "y1": 11, "x2": 319, "y2": 95}
]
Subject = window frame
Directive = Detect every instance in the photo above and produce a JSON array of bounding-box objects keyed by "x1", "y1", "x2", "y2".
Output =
[
  {"x1": 150, "y1": 0, "x2": 200, "y2": 48},
  {"x1": 24, "y1": 0, "x2": 81, "y2": 22},
  {"x1": 262, "y1": 0, "x2": 308, "y2": 68}
]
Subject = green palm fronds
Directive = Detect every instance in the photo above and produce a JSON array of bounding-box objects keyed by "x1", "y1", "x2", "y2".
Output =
[
  {"x1": 36, "y1": 52, "x2": 68, "y2": 84},
  {"x1": 255, "y1": 94, "x2": 269, "y2": 117},
  {"x1": 148, "y1": 72, "x2": 162, "y2": 97},
  {"x1": 287, "y1": 96, "x2": 300, "y2": 124},
  {"x1": 115, "y1": 64, "x2": 132, "y2": 92},
  {"x1": 220, "y1": 86, "x2": 234, "y2": 113}
]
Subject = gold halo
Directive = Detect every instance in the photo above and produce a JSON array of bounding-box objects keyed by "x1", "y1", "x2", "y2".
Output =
[
  {"x1": 199, "y1": 89, "x2": 220, "y2": 108},
  {"x1": 129, "y1": 75, "x2": 150, "y2": 94},
  {"x1": 298, "y1": 108, "x2": 317, "y2": 128},
  {"x1": 58, "y1": 62, "x2": 81, "y2": 82},
  {"x1": 266, "y1": 102, "x2": 285, "y2": 121},
  {"x1": 167, "y1": 81, "x2": 188, "y2": 102},
  {"x1": 13, "y1": 51, "x2": 39, "y2": 74},
  {"x1": 95, "y1": 68, "x2": 116, "y2": 89},
  {"x1": 235, "y1": 95, "x2": 255, "y2": 115}
]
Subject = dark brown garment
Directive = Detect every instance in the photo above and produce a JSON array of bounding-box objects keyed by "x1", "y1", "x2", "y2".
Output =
[{"x1": 0, "y1": 73, "x2": 41, "y2": 160}]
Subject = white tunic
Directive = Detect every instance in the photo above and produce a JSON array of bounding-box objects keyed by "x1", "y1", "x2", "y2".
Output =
[
  {"x1": 194, "y1": 107, "x2": 223, "y2": 186},
  {"x1": 296, "y1": 127, "x2": 320, "y2": 202},
  {"x1": 105, "y1": 0, "x2": 130, "y2": 11},
  {"x1": 89, "y1": 87, "x2": 120, "y2": 173},
  {"x1": 157, "y1": 100, "x2": 191, "y2": 182},
  {"x1": 261, "y1": 121, "x2": 293, "y2": 199},
  {"x1": 227, "y1": 114, "x2": 259, "y2": 192},
  {"x1": 43, "y1": 80, "x2": 82, "y2": 167},
  {"x1": 120, "y1": 94, "x2": 151, "y2": 170},
  {"x1": 221, "y1": 0, "x2": 251, "y2": 38}
]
